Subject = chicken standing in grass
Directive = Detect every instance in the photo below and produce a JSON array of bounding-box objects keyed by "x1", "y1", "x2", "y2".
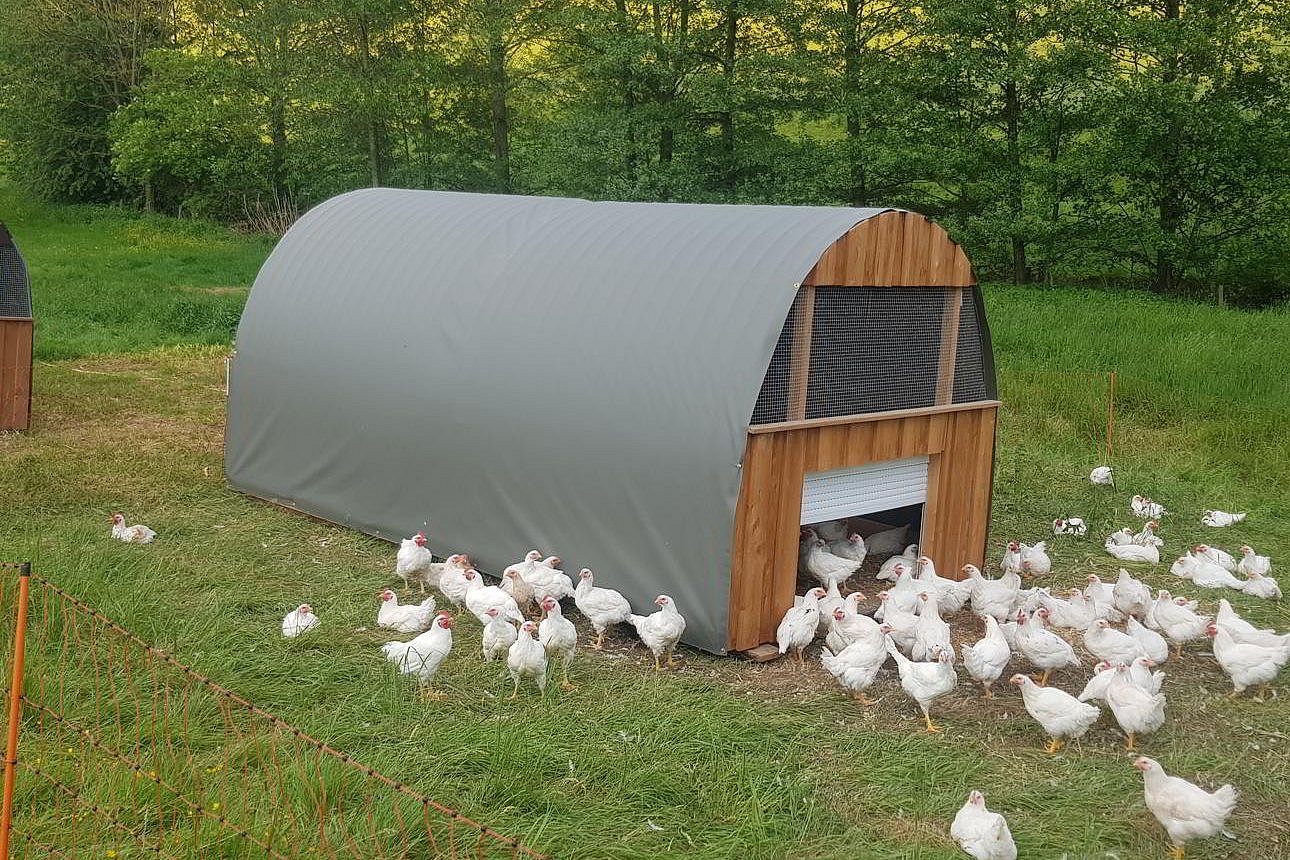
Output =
[
  {"x1": 965, "y1": 565, "x2": 1022, "y2": 623},
  {"x1": 503, "y1": 570, "x2": 538, "y2": 618},
  {"x1": 381, "y1": 612, "x2": 454, "y2": 699},
  {"x1": 1105, "y1": 663, "x2": 1166, "y2": 750},
  {"x1": 912, "y1": 591, "x2": 955, "y2": 662},
  {"x1": 538, "y1": 595, "x2": 578, "y2": 690},
  {"x1": 1113, "y1": 568, "x2": 1154, "y2": 620},
  {"x1": 438, "y1": 554, "x2": 475, "y2": 607},
  {"x1": 1089, "y1": 465, "x2": 1114, "y2": 486},
  {"x1": 1000, "y1": 541, "x2": 1022, "y2": 576},
  {"x1": 629, "y1": 594, "x2": 686, "y2": 670},
  {"x1": 1015, "y1": 607, "x2": 1080, "y2": 686},
  {"x1": 281, "y1": 604, "x2": 319, "y2": 638},
  {"x1": 916, "y1": 556, "x2": 972, "y2": 612},
  {"x1": 110, "y1": 512, "x2": 156, "y2": 544},
  {"x1": 464, "y1": 572, "x2": 524, "y2": 625},
  {"x1": 1150, "y1": 591, "x2": 1212, "y2": 658},
  {"x1": 506, "y1": 621, "x2": 547, "y2": 698},
  {"x1": 376, "y1": 589, "x2": 436, "y2": 633},
  {"x1": 1134, "y1": 756, "x2": 1237, "y2": 860},
  {"x1": 481, "y1": 606, "x2": 517, "y2": 662},
  {"x1": 528, "y1": 556, "x2": 575, "y2": 603},
  {"x1": 819, "y1": 629, "x2": 887, "y2": 705},
  {"x1": 574, "y1": 569, "x2": 633, "y2": 649},
  {"x1": 885, "y1": 635, "x2": 957, "y2": 733},
  {"x1": 950, "y1": 790, "x2": 1017, "y2": 860},
  {"x1": 777, "y1": 587, "x2": 825, "y2": 669},
  {"x1": 1010, "y1": 673, "x2": 1100, "y2": 753},
  {"x1": 1207, "y1": 622, "x2": 1289, "y2": 700},
  {"x1": 962, "y1": 615, "x2": 1011, "y2": 699},
  {"x1": 1126, "y1": 616, "x2": 1170, "y2": 664},
  {"x1": 1084, "y1": 618, "x2": 1147, "y2": 666},
  {"x1": 394, "y1": 532, "x2": 435, "y2": 593}
]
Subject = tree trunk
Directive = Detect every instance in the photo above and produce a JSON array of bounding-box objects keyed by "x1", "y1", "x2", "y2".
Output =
[
  {"x1": 843, "y1": 0, "x2": 866, "y2": 206},
  {"x1": 1155, "y1": 0, "x2": 1182, "y2": 294},
  {"x1": 488, "y1": 29, "x2": 511, "y2": 193},
  {"x1": 1004, "y1": 77, "x2": 1026, "y2": 283},
  {"x1": 356, "y1": 15, "x2": 384, "y2": 187},
  {"x1": 654, "y1": 0, "x2": 690, "y2": 172},
  {"x1": 269, "y1": 93, "x2": 288, "y2": 199},
  {"x1": 718, "y1": 1, "x2": 737, "y2": 192}
]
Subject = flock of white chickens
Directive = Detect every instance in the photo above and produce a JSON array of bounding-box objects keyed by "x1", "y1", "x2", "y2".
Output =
[
  {"x1": 110, "y1": 460, "x2": 1282, "y2": 859},
  {"x1": 780, "y1": 465, "x2": 1282, "y2": 860}
]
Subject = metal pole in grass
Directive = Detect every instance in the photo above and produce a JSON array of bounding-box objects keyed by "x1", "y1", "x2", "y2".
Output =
[
  {"x1": 0, "y1": 561, "x2": 31, "y2": 858},
  {"x1": 1106, "y1": 372, "x2": 1117, "y2": 461}
]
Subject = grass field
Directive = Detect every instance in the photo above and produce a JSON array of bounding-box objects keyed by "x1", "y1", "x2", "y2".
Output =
[{"x1": 1, "y1": 192, "x2": 1288, "y2": 858}]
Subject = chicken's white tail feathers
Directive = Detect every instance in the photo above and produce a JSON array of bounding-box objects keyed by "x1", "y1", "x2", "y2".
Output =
[
  {"x1": 628, "y1": 614, "x2": 647, "y2": 636},
  {"x1": 1214, "y1": 784, "x2": 1239, "y2": 814}
]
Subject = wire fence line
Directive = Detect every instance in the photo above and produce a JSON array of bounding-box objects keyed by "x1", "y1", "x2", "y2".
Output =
[{"x1": 0, "y1": 561, "x2": 546, "y2": 859}]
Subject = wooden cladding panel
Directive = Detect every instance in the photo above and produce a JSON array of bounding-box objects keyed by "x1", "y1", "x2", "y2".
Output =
[
  {"x1": 802, "y1": 211, "x2": 975, "y2": 287},
  {"x1": 0, "y1": 318, "x2": 33, "y2": 431},
  {"x1": 727, "y1": 404, "x2": 998, "y2": 651}
]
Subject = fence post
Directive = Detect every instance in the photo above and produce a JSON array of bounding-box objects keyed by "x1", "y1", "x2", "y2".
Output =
[{"x1": 0, "y1": 561, "x2": 31, "y2": 858}]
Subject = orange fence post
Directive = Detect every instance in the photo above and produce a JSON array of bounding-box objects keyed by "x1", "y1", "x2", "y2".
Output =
[{"x1": 0, "y1": 561, "x2": 31, "y2": 858}]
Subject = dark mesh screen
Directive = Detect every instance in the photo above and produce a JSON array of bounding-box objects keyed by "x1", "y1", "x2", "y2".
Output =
[
  {"x1": 952, "y1": 294, "x2": 988, "y2": 403},
  {"x1": 0, "y1": 227, "x2": 32, "y2": 318},
  {"x1": 750, "y1": 286, "x2": 990, "y2": 425}
]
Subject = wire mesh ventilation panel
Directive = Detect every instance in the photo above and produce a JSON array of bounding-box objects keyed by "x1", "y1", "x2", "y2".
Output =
[
  {"x1": 0, "y1": 224, "x2": 32, "y2": 318},
  {"x1": 751, "y1": 287, "x2": 989, "y2": 425}
]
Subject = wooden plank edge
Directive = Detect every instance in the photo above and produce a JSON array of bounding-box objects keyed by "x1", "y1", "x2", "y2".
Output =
[{"x1": 748, "y1": 400, "x2": 1001, "y2": 434}]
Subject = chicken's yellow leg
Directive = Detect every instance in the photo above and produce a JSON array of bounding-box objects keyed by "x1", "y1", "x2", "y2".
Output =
[
  {"x1": 667, "y1": 649, "x2": 680, "y2": 668},
  {"x1": 981, "y1": 683, "x2": 994, "y2": 699},
  {"x1": 508, "y1": 679, "x2": 520, "y2": 701},
  {"x1": 922, "y1": 711, "x2": 941, "y2": 733},
  {"x1": 796, "y1": 648, "x2": 806, "y2": 672},
  {"x1": 1124, "y1": 732, "x2": 1136, "y2": 751},
  {"x1": 654, "y1": 654, "x2": 662, "y2": 671},
  {"x1": 851, "y1": 692, "x2": 876, "y2": 706},
  {"x1": 1170, "y1": 846, "x2": 1185, "y2": 860},
  {"x1": 561, "y1": 663, "x2": 576, "y2": 691},
  {"x1": 593, "y1": 631, "x2": 605, "y2": 650},
  {"x1": 1038, "y1": 669, "x2": 1052, "y2": 687},
  {"x1": 1044, "y1": 738, "x2": 1065, "y2": 754},
  {"x1": 1227, "y1": 689, "x2": 1243, "y2": 699}
]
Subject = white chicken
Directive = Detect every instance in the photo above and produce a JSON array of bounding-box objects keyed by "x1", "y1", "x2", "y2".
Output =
[
  {"x1": 965, "y1": 565, "x2": 1021, "y2": 623},
  {"x1": 1010, "y1": 673, "x2": 1100, "y2": 753},
  {"x1": 1207, "y1": 622, "x2": 1289, "y2": 700},
  {"x1": 1127, "y1": 656, "x2": 1166, "y2": 694},
  {"x1": 916, "y1": 556, "x2": 972, "y2": 612},
  {"x1": 1084, "y1": 574, "x2": 1125, "y2": 622},
  {"x1": 1192, "y1": 544, "x2": 1236, "y2": 572},
  {"x1": 629, "y1": 594, "x2": 686, "y2": 670},
  {"x1": 1131, "y1": 495, "x2": 1167, "y2": 519},
  {"x1": 1242, "y1": 570, "x2": 1281, "y2": 600},
  {"x1": 1170, "y1": 554, "x2": 1244, "y2": 590},
  {"x1": 961, "y1": 615, "x2": 1011, "y2": 698},
  {"x1": 1113, "y1": 568, "x2": 1153, "y2": 620},
  {"x1": 1215, "y1": 599, "x2": 1290, "y2": 649},
  {"x1": 814, "y1": 519, "x2": 850, "y2": 542},
  {"x1": 528, "y1": 556, "x2": 575, "y2": 603},
  {"x1": 481, "y1": 606, "x2": 517, "y2": 662},
  {"x1": 376, "y1": 589, "x2": 436, "y2": 634},
  {"x1": 1132, "y1": 520, "x2": 1163, "y2": 547},
  {"x1": 1236, "y1": 545, "x2": 1271, "y2": 578},
  {"x1": 1077, "y1": 661, "x2": 1117, "y2": 703},
  {"x1": 503, "y1": 550, "x2": 543, "y2": 583},
  {"x1": 281, "y1": 604, "x2": 319, "y2": 638},
  {"x1": 1201, "y1": 509, "x2": 1246, "y2": 528},
  {"x1": 1018, "y1": 542, "x2": 1051, "y2": 578},
  {"x1": 1038, "y1": 589, "x2": 1093, "y2": 631},
  {"x1": 824, "y1": 594, "x2": 877, "y2": 654},
  {"x1": 864, "y1": 523, "x2": 911, "y2": 556},
  {"x1": 1106, "y1": 527, "x2": 1134, "y2": 546},
  {"x1": 803, "y1": 537, "x2": 862, "y2": 590},
  {"x1": 1105, "y1": 663, "x2": 1166, "y2": 750},
  {"x1": 381, "y1": 612, "x2": 454, "y2": 699},
  {"x1": 538, "y1": 595, "x2": 578, "y2": 690},
  {"x1": 1089, "y1": 465, "x2": 1114, "y2": 485},
  {"x1": 1052, "y1": 516, "x2": 1088, "y2": 536},
  {"x1": 777, "y1": 587, "x2": 825, "y2": 669},
  {"x1": 394, "y1": 532, "x2": 435, "y2": 593},
  {"x1": 819, "y1": 633, "x2": 887, "y2": 705},
  {"x1": 574, "y1": 569, "x2": 633, "y2": 649},
  {"x1": 875, "y1": 591, "x2": 919, "y2": 653},
  {"x1": 506, "y1": 621, "x2": 547, "y2": 698},
  {"x1": 828, "y1": 533, "x2": 867, "y2": 565},
  {"x1": 999, "y1": 541, "x2": 1022, "y2": 576},
  {"x1": 1084, "y1": 618, "x2": 1147, "y2": 665},
  {"x1": 950, "y1": 790, "x2": 1017, "y2": 860},
  {"x1": 437, "y1": 554, "x2": 475, "y2": 606},
  {"x1": 813, "y1": 580, "x2": 847, "y2": 635},
  {"x1": 884, "y1": 635, "x2": 957, "y2": 733},
  {"x1": 464, "y1": 573, "x2": 524, "y2": 625},
  {"x1": 1126, "y1": 616, "x2": 1170, "y2": 664},
  {"x1": 1150, "y1": 591, "x2": 1212, "y2": 658},
  {"x1": 881, "y1": 564, "x2": 922, "y2": 617},
  {"x1": 1105, "y1": 536, "x2": 1159, "y2": 564},
  {"x1": 1134, "y1": 756, "x2": 1237, "y2": 860},
  {"x1": 877, "y1": 545, "x2": 918, "y2": 581},
  {"x1": 109, "y1": 512, "x2": 156, "y2": 544},
  {"x1": 912, "y1": 591, "x2": 954, "y2": 663},
  {"x1": 1015, "y1": 608, "x2": 1080, "y2": 686}
]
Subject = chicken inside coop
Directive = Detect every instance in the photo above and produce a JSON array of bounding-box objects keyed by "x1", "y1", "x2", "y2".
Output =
[{"x1": 799, "y1": 504, "x2": 923, "y2": 606}]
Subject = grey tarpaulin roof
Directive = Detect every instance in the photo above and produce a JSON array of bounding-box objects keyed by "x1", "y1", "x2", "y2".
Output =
[{"x1": 226, "y1": 189, "x2": 887, "y2": 653}]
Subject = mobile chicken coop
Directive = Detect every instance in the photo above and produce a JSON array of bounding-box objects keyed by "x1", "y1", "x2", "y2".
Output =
[
  {"x1": 226, "y1": 190, "x2": 999, "y2": 654},
  {"x1": 0, "y1": 223, "x2": 34, "y2": 431}
]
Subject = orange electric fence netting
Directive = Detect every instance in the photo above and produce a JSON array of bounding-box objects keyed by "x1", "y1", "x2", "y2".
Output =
[{"x1": 0, "y1": 562, "x2": 545, "y2": 859}]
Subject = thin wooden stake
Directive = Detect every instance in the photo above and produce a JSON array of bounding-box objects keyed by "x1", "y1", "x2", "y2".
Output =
[
  {"x1": 1, "y1": 562, "x2": 32, "y2": 858},
  {"x1": 1106, "y1": 371, "x2": 1116, "y2": 460}
]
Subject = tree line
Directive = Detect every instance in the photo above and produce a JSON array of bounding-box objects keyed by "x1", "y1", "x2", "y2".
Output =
[{"x1": 1, "y1": 1, "x2": 1286, "y2": 304}]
